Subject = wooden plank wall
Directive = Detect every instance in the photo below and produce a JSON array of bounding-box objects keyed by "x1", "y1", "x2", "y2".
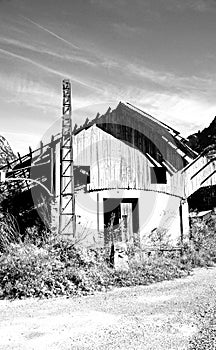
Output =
[
  {"x1": 73, "y1": 125, "x2": 185, "y2": 198},
  {"x1": 3, "y1": 110, "x2": 215, "y2": 203},
  {"x1": 183, "y1": 155, "x2": 216, "y2": 198},
  {"x1": 96, "y1": 105, "x2": 189, "y2": 171}
]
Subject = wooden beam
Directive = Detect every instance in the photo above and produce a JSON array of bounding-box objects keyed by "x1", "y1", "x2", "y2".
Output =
[
  {"x1": 200, "y1": 169, "x2": 216, "y2": 186},
  {"x1": 191, "y1": 157, "x2": 216, "y2": 180}
]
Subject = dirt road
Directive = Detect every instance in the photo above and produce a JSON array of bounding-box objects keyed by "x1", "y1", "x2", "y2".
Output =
[{"x1": 1, "y1": 267, "x2": 216, "y2": 350}]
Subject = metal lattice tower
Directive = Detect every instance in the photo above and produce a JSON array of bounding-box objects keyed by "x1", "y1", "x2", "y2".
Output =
[{"x1": 59, "y1": 79, "x2": 75, "y2": 236}]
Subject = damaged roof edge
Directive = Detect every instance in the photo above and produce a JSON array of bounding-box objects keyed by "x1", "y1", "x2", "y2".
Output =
[{"x1": 73, "y1": 101, "x2": 198, "y2": 161}]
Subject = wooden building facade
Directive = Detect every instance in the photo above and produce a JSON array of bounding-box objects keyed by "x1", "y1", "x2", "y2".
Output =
[
  {"x1": 1, "y1": 102, "x2": 216, "y2": 249},
  {"x1": 52, "y1": 102, "x2": 206, "y2": 248}
]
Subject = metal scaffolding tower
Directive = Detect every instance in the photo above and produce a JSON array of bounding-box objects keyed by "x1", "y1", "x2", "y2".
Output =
[{"x1": 59, "y1": 79, "x2": 75, "y2": 236}]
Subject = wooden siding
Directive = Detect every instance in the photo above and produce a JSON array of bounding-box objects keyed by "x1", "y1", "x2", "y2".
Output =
[
  {"x1": 2, "y1": 102, "x2": 214, "y2": 202},
  {"x1": 73, "y1": 125, "x2": 185, "y2": 198},
  {"x1": 95, "y1": 103, "x2": 194, "y2": 170},
  {"x1": 183, "y1": 155, "x2": 216, "y2": 198}
]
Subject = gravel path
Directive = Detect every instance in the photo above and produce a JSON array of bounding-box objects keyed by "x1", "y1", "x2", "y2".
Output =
[{"x1": 1, "y1": 267, "x2": 216, "y2": 350}]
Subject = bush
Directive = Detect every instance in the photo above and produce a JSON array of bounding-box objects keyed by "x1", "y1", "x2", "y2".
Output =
[
  {"x1": 112, "y1": 255, "x2": 190, "y2": 287},
  {"x1": 0, "y1": 213, "x2": 21, "y2": 252},
  {"x1": 0, "y1": 242, "x2": 113, "y2": 299},
  {"x1": 0, "y1": 244, "x2": 76, "y2": 298},
  {"x1": 0, "y1": 241, "x2": 191, "y2": 300},
  {"x1": 184, "y1": 217, "x2": 216, "y2": 268}
]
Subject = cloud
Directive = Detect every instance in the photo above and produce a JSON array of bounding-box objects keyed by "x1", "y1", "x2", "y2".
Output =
[
  {"x1": 1, "y1": 11, "x2": 215, "y2": 141},
  {"x1": 119, "y1": 87, "x2": 216, "y2": 136},
  {"x1": 0, "y1": 37, "x2": 98, "y2": 66},
  {"x1": 83, "y1": 63, "x2": 216, "y2": 137},
  {"x1": 122, "y1": 61, "x2": 216, "y2": 101},
  {"x1": 160, "y1": 0, "x2": 216, "y2": 12},
  {"x1": 0, "y1": 72, "x2": 60, "y2": 112},
  {"x1": 112, "y1": 22, "x2": 144, "y2": 36},
  {"x1": 90, "y1": 0, "x2": 126, "y2": 9},
  {"x1": 13, "y1": 82, "x2": 59, "y2": 112},
  {"x1": 0, "y1": 47, "x2": 101, "y2": 92},
  {"x1": 0, "y1": 47, "x2": 65, "y2": 76},
  {"x1": 2, "y1": 131, "x2": 40, "y2": 156}
]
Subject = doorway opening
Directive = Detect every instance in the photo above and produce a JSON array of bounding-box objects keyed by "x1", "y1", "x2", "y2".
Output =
[{"x1": 103, "y1": 198, "x2": 139, "y2": 245}]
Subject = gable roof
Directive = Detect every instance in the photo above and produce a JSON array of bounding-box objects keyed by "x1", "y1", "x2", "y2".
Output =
[
  {"x1": 74, "y1": 101, "x2": 198, "y2": 171},
  {"x1": 0, "y1": 101, "x2": 198, "y2": 177}
]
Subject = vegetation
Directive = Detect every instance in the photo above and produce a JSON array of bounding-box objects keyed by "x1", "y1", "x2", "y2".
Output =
[
  {"x1": 186, "y1": 216, "x2": 216, "y2": 349},
  {"x1": 0, "y1": 211, "x2": 191, "y2": 299},
  {"x1": 0, "y1": 207, "x2": 215, "y2": 301},
  {"x1": 0, "y1": 213, "x2": 21, "y2": 252},
  {"x1": 184, "y1": 216, "x2": 216, "y2": 268},
  {"x1": 0, "y1": 189, "x2": 50, "y2": 243},
  {"x1": 0, "y1": 240, "x2": 190, "y2": 299},
  {"x1": 187, "y1": 115, "x2": 216, "y2": 153}
]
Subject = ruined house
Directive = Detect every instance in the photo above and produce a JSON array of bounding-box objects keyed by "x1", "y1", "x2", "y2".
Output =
[{"x1": 1, "y1": 101, "x2": 216, "y2": 250}]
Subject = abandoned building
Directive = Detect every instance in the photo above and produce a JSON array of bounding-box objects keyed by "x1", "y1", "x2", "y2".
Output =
[{"x1": 1, "y1": 80, "x2": 216, "y2": 250}]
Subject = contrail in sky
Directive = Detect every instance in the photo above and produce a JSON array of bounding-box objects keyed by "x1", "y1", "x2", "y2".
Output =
[
  {"x1": 0, "y1": 47, "x2": 65, "y2": 76},
  {"x1": 0, "y1": 47, "x2": 101, "y2": 91},
  {"x1": 21, "y1": 15, "x2": 80, "y2": 50}
]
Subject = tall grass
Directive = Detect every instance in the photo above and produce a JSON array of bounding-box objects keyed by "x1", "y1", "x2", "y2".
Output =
[{"x1": 0, "y1": 213, "x2": 21, "y2": 252}]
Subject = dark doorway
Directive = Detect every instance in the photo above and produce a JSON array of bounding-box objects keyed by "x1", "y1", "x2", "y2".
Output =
[{"x1": 103, "y1": 198, "x2": 139, "y2": 244}]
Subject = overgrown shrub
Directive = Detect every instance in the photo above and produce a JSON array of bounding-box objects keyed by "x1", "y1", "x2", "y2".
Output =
[
  {"x1": 0, "y1": 213, "x2": 21, "y2": 252},
  {"x1": 185, "y1": 218, "x2": 216, "y2": 349},
  {"x1": 0, "y1": 190, "x2": 52, "y2": 245},
  {"x1": 184, "y1": 217, "x2": 216, "y2": 267},
  {"x1": 0, "y1": 240, "x2": 190, "y2": 300},
  {"x1": 0, "y1": 244, "x2": 74, "y2": 298},
  {"x1": 0, "y1": 242, "x2": 113, "y2": 299},
  {"x1": 112, "y1": 255, "x2": 190, "y2": 287}
]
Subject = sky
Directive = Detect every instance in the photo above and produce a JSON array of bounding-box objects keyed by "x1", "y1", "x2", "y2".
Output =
[{"x1": 0, "y1": 0, "x2": 216, "y2": 155}]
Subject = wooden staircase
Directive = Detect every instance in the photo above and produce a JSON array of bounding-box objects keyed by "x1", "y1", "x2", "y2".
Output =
[{"x1": 182, "y1": 145, "x2": 216, "y2": 199}]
